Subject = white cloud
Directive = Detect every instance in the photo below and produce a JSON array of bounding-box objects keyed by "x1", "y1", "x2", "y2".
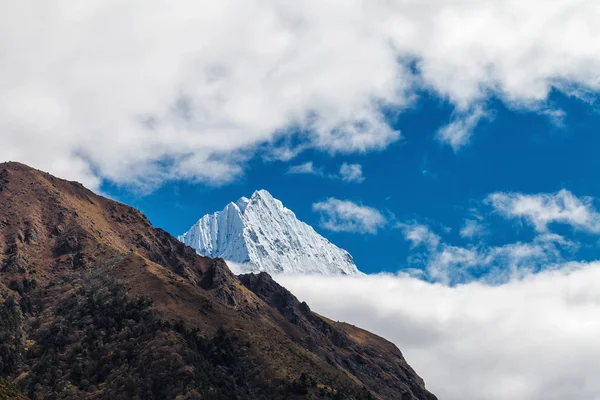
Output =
[
  {"x1": 287, "y1": 161, "x2": 322, "y2": 176},
  {"x1": 338, "y1": 162, "x2": 365, "y2": 183},
  {"x1": 460, "y1": 219, "x2": 487, "y2": 239},
  {"x1": 2, "y1": 1, "x2": 600, "y2": 189},
  {"x1": 540, "y1": 108, "x2": 567, "y2": 127},
  {"x1": 437, "y1": 106, "x2": 488, "y2": 150},
  {"x1": 487, "y1": 190, "x2": 600, "y2": 233},
  {"x1": 400, "y1": 222, "x2": 576, "y2": 284},
  {"x1": 399, "y1": 223, "x2": 441, "y2": 249},
  {"x1": 276, "y1": 263, "x2": 600, "y2": 400},
  {"x1": 287, "y1": 161, "x2": 365, "y2": 182},
  {"x1": 312, "y1": 198, "x2": 386, "y2": 234}
]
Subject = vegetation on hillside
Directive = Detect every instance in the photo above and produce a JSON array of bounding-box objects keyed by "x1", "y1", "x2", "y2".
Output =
[
  {"x1": 0, "y1": 377, "x2": 27, "y2": 400},
  {"x1": 1, "y1": 272, "x2": 374, "y2": 400}
]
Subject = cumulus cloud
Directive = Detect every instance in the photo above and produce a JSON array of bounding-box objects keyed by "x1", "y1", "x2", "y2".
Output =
[
  {"x1": 2, "y1": 1, "x2": 600, "y2": 189},
  {"x1": 338, "y1": 163, "x2": 365, "y2": 183},
  {"x1": 487, "y1": 189, "x2": 600, "y2": 233},
  {"x1": 276, "y1": 263, "x2": 600, "y2": 400},
  {"x1": 312, "y1": 198, "x2": 386, "y2": 234}
]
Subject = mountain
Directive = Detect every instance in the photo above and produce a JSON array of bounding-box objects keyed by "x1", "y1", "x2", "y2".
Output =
[
  {"x1": 178, "y1": 189, "x2": 361, "y2": 275},
  {"x1": 0, "y1": 162, "x2": 436, "y2": 400}
]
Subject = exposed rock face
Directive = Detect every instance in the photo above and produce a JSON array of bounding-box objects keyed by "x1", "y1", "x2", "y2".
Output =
[
  {"x1": 0, "y1": 162, "x2": 437, "y2": 400},
  {"x1": 179, "y1": 189, "x2": 361, "y2": 275}
]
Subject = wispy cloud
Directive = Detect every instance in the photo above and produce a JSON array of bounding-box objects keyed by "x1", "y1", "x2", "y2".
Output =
[
  {"x1": 287, "y1": 161, "x2": 323, "y2": 176},
  {"x1": 487, "y1": 189, "x2": 600, "y2": 233},
  {"x1": 339, "y1": 162, "x2": 365, "y2": 183},
  {"x1": 437, "y1": 107, "x2": 487, "y2": 150},
  {"x1": 540, "y1": 108, "x2": 567, "y2": 127},
  {"x1": 460, "y1": 219, "x2": 487, "y2": 239},
  {"x1": 400, "y1": 222, "x2": 577, "y2": 284},
  {"x1": 288, "y1": 161, "x2": 366, "y2": 183},
  {"x1": 398, "y1": 223, "x2": 441, "y2": 250},
  {"x1": 395, "y1": 190, "x2": 600, "y2": 283},
  {"x1": 313, "y1": 198, "x2": 386, "y2": 234}
]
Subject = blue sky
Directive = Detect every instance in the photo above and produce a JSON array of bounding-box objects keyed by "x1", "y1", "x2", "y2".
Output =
[{"x1": 104, "y1": 90, "x2": 600, "y2": 279}]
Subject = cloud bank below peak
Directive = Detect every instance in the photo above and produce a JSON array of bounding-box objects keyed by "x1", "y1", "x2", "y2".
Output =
[
  {"x1": 2, "y1": 0, "x2": 600, "y2": 189},
  {"x1": 277, "y1": 263, "x2": 600, "y2": 400}
]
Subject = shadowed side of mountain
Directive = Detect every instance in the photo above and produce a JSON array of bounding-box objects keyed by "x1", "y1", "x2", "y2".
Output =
[
  {"x1": 0, "y1": 161, "x2": 436, "y2": 400},
  {"x1": 239, "y1": 272, "x2": 437, "y2": 400}
]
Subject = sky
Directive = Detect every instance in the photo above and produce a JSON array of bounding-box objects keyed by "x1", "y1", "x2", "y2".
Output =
[
  {"x1": 3, "y1": 1, "x2": 600, "y2": 399},
  {"x1": 107, "y1": 89, "x2": 600, "y2": 283}
]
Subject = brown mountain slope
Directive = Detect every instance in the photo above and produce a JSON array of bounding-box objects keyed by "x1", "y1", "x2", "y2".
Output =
[{"x1": 0, "y1": 162, "x2": 436, "y2": 400}]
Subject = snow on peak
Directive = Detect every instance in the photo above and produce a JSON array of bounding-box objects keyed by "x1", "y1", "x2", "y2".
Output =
[
  {"x1": 236, "y1": 196, "x2": 250, "y2": 213},
  {"x1": 178, "y1": 190, "x2": 361, "y2": 275}
]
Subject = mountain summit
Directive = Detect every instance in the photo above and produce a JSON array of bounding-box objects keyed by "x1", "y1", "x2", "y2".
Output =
[{"x1": 178, "y1": 189, "x2": 361, "y2": 275}]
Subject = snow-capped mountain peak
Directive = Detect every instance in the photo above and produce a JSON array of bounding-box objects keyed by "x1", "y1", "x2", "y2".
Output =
[{"x1": 178, "y1": 189, "x2": 361, "y2": 275}]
